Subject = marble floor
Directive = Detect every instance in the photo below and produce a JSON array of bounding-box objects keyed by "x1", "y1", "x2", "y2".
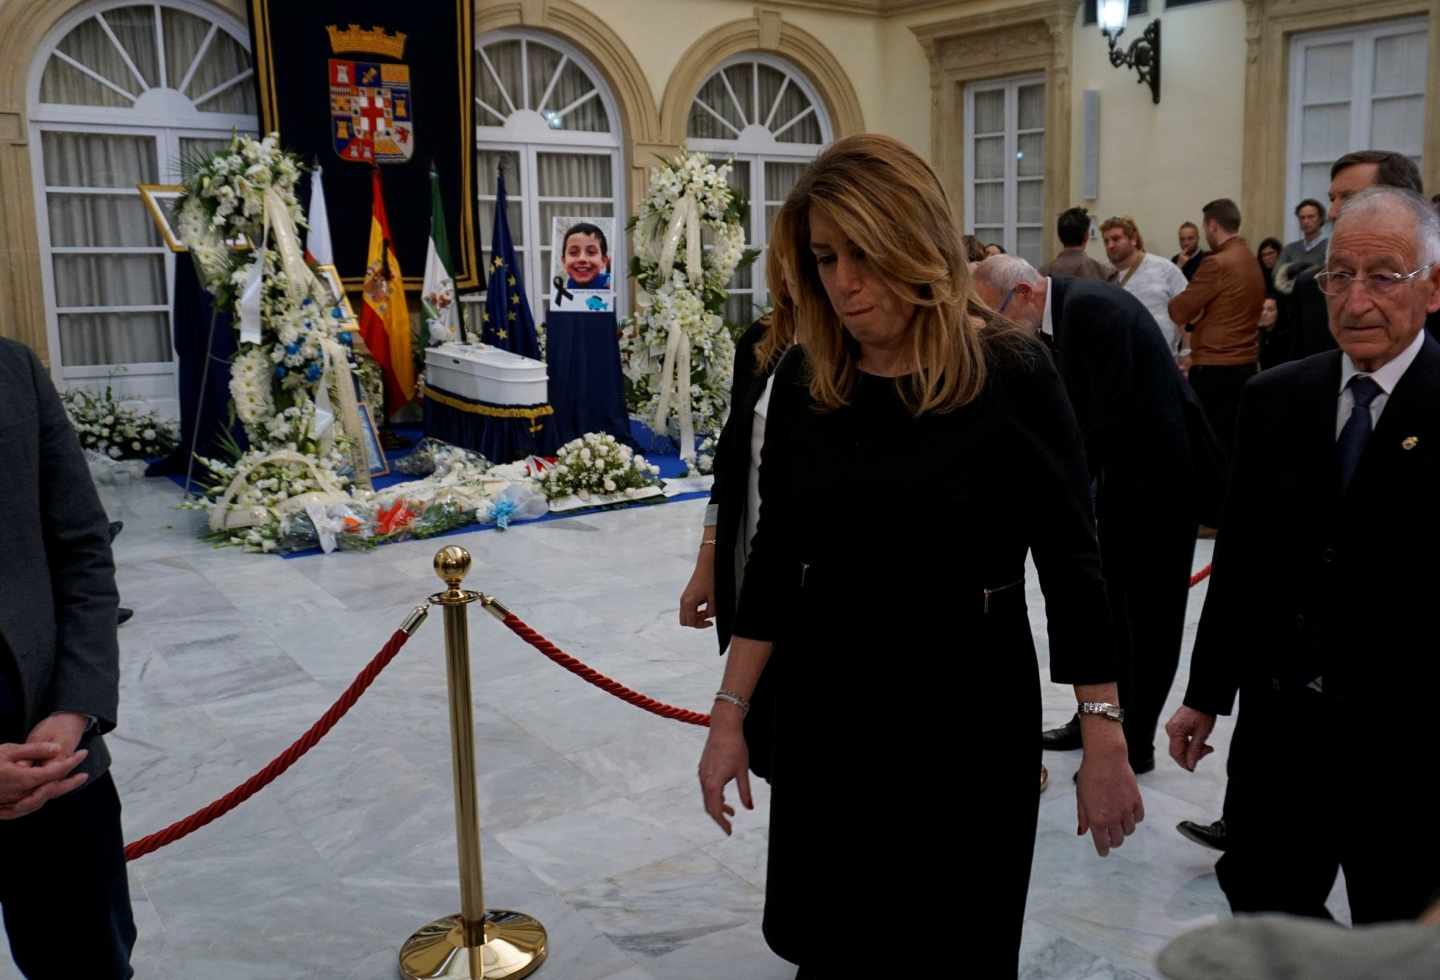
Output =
[{"x1": 0, "y1": 475, "x2": 1345, "y2": 979}]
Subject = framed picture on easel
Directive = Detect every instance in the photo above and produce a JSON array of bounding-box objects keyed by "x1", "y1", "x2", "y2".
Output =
[
  {"x1": 137, "y1": 184, "x2": 189, "y2": 253},
  {"x1": 355, "y1": 403, "x2": 389, "y2": 478},
  {"x1": 315, "y1": 264, "x2": 358, "y2": 325},
  {"x1": 137, "y1": 184, "x2": 251, "y2": 252}
]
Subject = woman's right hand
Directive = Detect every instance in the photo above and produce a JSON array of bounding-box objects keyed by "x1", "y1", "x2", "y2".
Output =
[
  {"x1": 698, "y1": 709, "x2": 752, "y2": 835},
  {"x1": 679, "y1": 545, "x2": 717, "y2": 629}
]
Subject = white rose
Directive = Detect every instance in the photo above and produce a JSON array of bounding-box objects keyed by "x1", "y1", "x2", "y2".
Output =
[
  {"x1": 107, "y1": 445, "x2": 122, "y2": 458},
  {"x1": 603, "y1": 479, "x2": 616, "y2": 493}
]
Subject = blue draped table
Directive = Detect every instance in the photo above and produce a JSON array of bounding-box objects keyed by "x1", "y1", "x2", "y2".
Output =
[
  {"x1": 422, "y1": 384, "x2": 558, "y2": 463},
  {"x1": 545, "y1": 310, "x2": 632, "y2": 447}
]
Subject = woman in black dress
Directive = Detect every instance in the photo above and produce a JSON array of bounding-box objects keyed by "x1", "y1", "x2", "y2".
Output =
[{"x1": 696, "y1": 135, "x2": 1144, "y2": 976}]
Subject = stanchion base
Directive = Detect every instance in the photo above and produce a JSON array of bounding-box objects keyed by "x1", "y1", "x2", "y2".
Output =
[{"x1": 400, "y1": 910, "x2": 548, "y2": 979}]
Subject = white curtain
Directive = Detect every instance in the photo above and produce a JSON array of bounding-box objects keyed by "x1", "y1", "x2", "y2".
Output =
[{"x1": 41, "y1": 131, "x2": 168, "y2": 367}]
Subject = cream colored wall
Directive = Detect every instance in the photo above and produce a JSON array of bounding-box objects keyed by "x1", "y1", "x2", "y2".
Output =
[
  {"x1": 1069, "y1": 1, "x2": 1250, "y2": 261},
  {"x1": 577, "y1": 0, "x2": 887, "y2": 137}
]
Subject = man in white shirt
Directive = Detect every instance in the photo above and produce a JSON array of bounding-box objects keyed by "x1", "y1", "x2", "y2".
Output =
[
  {"x1": 1165, "y1": 185, "x2": 1440, "y2": 924},
  {"x1": 1102, "y1": 216, "x2": 1191, "y2": 354}
]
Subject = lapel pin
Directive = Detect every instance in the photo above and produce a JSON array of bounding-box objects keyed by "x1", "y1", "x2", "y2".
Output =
[{"x1": 1402, "y1": 436, "x2": 1419, "y2": 451}]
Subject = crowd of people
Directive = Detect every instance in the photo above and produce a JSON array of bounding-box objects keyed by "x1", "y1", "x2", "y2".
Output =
[
  {"x1": 685, "y1": 135, "x2": 1440, "y2": 976},
  {"x1": 4, "y1": 123, "x2": 1438, "y2": 978}
]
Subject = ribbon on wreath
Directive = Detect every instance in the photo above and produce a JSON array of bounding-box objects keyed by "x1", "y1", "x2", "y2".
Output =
[{"x1": 651, "y1": 193, "x2": 703, "y2": 461}]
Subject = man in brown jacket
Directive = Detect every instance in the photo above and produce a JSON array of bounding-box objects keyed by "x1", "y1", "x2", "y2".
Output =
[
  {"x1": 1041, "y1": 206, "x2": 1112, "y2": 281},
  {"x1": 1169, "y1": 198, "x2": 1265, "y2": 466}
]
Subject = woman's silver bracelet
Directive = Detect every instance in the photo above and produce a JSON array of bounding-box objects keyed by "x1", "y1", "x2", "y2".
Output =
[{"x1": 714, "y1": 689, "x2": 751, "y2": 715}]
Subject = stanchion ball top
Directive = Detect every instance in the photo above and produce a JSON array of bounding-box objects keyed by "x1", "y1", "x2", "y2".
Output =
[{"x1": 433, "y1": 545, "x2": 472, "y2": 588}]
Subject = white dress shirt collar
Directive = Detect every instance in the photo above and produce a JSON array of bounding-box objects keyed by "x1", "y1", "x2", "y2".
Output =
[
  {"x1": 1339, "y1": 325, "x2": 1427, "y2": 397},
  {"x1": 1041, "y1": 277, "x2": 1055, "y2": 337}
]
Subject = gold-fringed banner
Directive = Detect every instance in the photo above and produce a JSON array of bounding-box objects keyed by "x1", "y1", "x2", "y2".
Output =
[{"x1": 247, "y1": 0, "x2": 480, "y2": 290}]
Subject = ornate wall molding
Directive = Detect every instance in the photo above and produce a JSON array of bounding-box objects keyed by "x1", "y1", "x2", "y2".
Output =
[
  {"x1": 657, "y1": 13, "x2": 866, "y2": 149},
  {"x1": 1241, "y1": 0, "x2": 1437, "y2": 238},
  {"x1": 911, "y1": 0, "x2": 1077, "y2": 263}
]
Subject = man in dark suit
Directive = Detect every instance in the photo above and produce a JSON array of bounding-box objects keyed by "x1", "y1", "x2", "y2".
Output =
[
  {"x1": 1166, "y1": 186, "x2": 1440, "y2": 922},
  {"x1": 1177, "y1": 149, "x2": 1440, "y2": 854},
  {"x1": 0, "y1": 338, "x2": 135, "y2": 976},
  {"x1": 975, "y1": 259, "x2": 1223, "y2": 775}
]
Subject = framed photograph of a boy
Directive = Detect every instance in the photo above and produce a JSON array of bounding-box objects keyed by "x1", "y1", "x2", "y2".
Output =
[{"x1": 549, "y1": 216, "x2": 616, "y2": 313}]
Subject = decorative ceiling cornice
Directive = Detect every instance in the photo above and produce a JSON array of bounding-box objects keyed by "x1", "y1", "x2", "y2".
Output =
[{"x1": 757, "y1": 1, "x2": 1017, "y2": 17}]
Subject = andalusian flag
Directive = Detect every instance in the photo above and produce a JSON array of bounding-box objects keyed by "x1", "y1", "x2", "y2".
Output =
[
  {"x1": 422, "y1": 166, "x2": 458, "y2": 344},
  {"x1": 359, "y1": 166, "x2": 414, "y2": 409}
]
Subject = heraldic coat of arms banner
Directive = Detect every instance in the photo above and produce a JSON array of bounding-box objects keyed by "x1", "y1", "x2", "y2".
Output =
[{"x1": 248, "y1": 1, "x2": 480, "y2": 289}]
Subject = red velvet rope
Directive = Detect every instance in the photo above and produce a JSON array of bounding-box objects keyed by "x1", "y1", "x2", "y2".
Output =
[
  {"x1": 123, "y1": 564, "x2": 1217, "y2": 863},
  {"x1": 498, "y1": 612, "x2": 713, "y2": 728},
  {"x1": 123, "y1": 626, "x2": 414, "y2": 862},
  {"x1": 500, "y1": 564, "x2": 1215, "y2": 729}
]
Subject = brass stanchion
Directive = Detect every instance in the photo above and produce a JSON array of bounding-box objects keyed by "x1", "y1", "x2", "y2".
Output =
[{"x1": 399, "y1": 546, "x2": 548, "y2": 979}]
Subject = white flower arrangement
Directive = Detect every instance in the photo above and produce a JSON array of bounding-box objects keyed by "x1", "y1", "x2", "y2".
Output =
[
  {"x1": 62, "y1": 386, "x2": 178, "y2": 461},
  {"x1": 621, "y1": 150, "x2": 757, "y2": 443},
  {"x1": 535, "y1": 433, "x2": 661, "y2": 503},
  {"x1": 692, "y1": 433, "x2": 718, "y2": 476},
  {"x1": 175, "y1": 133, "x2": 367, "y2": 549}
]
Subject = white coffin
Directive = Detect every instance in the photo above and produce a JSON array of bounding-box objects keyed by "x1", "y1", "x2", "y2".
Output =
[{"x1": 424, "y1": 343, "x2": 548, "y2": 405}]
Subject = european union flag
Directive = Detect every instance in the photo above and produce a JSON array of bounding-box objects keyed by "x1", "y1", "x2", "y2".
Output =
[{"x1": 484, "y1": 168, "x2": 541, "y2": 361}]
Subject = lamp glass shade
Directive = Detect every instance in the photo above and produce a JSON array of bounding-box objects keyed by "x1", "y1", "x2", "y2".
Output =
[{"x1": 1097, "y1": 0, "x2": 1129, "y2": 33}]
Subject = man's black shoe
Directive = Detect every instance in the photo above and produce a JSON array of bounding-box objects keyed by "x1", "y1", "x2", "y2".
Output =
[
  {"x1": 1041, "y1": 715, "x2": 1083, "y2": 751},
  {"x1": 117, "y1": 607, "x2": 134, "y2": 626},
  {"x1": 108, "y1": 520, "x2": 124, "y2": 543},
  {"x1": 1176, "y1": 818, "x2": 1229, "y2": 851}
]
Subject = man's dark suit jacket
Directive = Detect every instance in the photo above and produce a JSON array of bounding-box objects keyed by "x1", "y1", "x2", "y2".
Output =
[
  {"x1": 1047, "y1": 276, "x2": 1225, "y2": 527},
  {"x1": 0, "y1": 339, "x2": 119, "y2": 780},
  {"x1": 1184, "y1": 335, "x2": 1440, "y2": 722}
]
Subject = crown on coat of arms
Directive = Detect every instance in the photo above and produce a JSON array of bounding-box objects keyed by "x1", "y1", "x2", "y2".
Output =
[{"x1": 326, "y1": 24, "x2": 407, "y2": 59}]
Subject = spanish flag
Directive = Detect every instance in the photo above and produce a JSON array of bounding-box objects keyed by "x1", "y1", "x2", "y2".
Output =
[{"x1": 359, "y1": 166, "x2": 414, "y2": 410}]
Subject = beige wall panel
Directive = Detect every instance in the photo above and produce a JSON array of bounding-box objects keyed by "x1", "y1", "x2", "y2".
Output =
[{"x1": 1070, "y1": 0, "x2": 1250, "y2": 262}]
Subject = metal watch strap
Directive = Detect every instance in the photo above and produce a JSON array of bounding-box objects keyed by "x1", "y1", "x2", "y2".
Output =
[{"x1": 1077, "y1": 701, "x2": 1125, "y2": 723}]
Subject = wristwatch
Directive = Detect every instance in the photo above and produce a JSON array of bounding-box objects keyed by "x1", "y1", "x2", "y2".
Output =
[{"x1": 1077, "y1": 701, "x2": 1125, "y2": 723}]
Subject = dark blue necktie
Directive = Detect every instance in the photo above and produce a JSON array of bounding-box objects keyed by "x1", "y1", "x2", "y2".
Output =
[{"x1": 1338, "y1": 375, "x2": 1382, "y2": 491}]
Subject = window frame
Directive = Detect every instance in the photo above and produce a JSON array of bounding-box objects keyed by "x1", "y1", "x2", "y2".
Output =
[
  {"x1": 685, "y1": 52, "x2": 833, "y2": 323},
  {"x1": 28, "y1": 0, "x2": 259, "y2": 416},
  {"x1": 963, "y1": 73, "x2": 1047, "y2": 265},
  {"x1": 472, "y1": 28, "x2": 626, "y2": 327},
  {"x1": 1284, "y1": 16, "x2": 1428, "y2": 242}
]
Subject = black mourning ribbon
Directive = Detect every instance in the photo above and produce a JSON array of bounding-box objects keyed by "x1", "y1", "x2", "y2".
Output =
[{"x1": 552, "y1": 276, "x2": 574, "y2": 305}]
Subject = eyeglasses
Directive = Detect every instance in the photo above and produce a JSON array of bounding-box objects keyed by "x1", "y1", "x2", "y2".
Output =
[
  {"x1": 1314, "y1": 264, "x2": 1434, "y2": 297},
  {"x1": 996, "y1": 288, "x2": 1016, "y2": 314}
]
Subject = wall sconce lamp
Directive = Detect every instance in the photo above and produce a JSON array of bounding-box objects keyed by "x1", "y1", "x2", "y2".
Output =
[{"x1": 1099, "y1": 0, "x2": 1161, "y2": 104}]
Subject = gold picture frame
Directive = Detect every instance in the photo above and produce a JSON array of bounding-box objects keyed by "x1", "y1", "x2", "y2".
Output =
[
  {"x1": 137, "y1": 183, "x2": 188, "y2": 253},
  {"x1": 137, "y1": 183, "x2": 252, "y2": 253},
  {"x1": 315, "y1": 264, "x2": 358, "y2": 325}
]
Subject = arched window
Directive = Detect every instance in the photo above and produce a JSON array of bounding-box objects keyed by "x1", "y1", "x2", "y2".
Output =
[
  {"x1": 687, "y1": 54, "x2": 831, "y2": 325},
  {"x1": 475, "y1": 30, "x2": 624, "y2": 322},
  {"x1": 29, "y1": 0, "x2": 258, "y2": 416}
]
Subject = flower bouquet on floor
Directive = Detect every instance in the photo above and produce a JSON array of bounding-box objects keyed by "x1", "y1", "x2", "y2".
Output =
[
  {"x1": 63, "y1": 385, "x2": 178, "y2": 462},
  {"x1": 536, "y1": 433, "x2": 663, "y2": 513}
]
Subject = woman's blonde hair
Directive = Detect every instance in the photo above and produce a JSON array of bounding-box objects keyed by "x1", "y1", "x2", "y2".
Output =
[
  {"x1": 769, "y1": 133, "x2": 998, "y2": 415},
  {"x1": 752, "y1": 243, "x2": 797, "y2": 374}
]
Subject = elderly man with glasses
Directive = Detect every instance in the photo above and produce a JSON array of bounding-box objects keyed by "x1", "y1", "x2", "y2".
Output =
[{"x1": 1166, "y1": 185, "x2": 1440, "y2": 924}]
